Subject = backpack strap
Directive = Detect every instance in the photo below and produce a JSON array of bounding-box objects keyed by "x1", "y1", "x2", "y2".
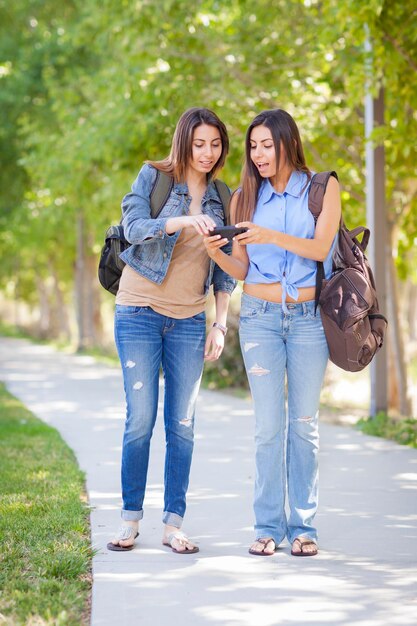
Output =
[
  {"x1": 150, "y1": 170, "x2": 174, "y2": 218},
  {"x1": 350, "y1": 225, "x2": 370, "y2": 253},
  {"x1": 213, "y1": 179, "x2": 231, "y2": 224},
  {"x1": 308, "y1": 170, "x2": 338, "y2": 313},
  {"x1": 308, "y1": 171, "x2": 338, "y2": 222}
]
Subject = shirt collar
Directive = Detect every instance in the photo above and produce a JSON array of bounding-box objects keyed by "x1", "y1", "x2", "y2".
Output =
[{"x1": 261, "y1": 170, "x2": 307, "y2": 203}]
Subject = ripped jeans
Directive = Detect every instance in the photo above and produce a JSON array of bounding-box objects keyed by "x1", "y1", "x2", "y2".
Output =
[
  {"x1": 239, "y1": 293, "x2": 329, "y2": 545},
  {"x1": 114, "y1": 305, "x2": 206, "y2": 527}
]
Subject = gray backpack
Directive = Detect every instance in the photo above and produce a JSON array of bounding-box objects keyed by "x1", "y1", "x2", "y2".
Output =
[{"x1": 309, "y1": 171, "x2": 388, "y2": 372}]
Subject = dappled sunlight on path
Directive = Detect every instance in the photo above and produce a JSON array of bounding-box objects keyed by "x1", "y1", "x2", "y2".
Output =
[{"x1": 1, "y1": 337, "x2": 416, "y2": 626}]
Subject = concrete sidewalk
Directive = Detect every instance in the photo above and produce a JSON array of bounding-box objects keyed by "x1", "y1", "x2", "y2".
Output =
[{"x1": 0, "y1": 336, "x2": 416, "y2": 626}]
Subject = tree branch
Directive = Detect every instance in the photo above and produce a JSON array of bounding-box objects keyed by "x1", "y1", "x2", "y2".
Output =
[{"x1": 382, "y1": 32, "x2": 417, "y2": 72}]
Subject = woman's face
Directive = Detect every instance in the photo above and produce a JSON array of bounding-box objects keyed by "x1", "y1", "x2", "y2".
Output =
[
  {"x1": 189, "y1": 124, "x2": 222, "y2": 176},
  {"x1": 249, "y1": 125, "x2": 285, "y2": 179}
]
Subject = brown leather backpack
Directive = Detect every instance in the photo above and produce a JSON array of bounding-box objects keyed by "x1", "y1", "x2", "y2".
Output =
[{"x1": 309, "y1": 172, "x2": 388, "y2": 372}]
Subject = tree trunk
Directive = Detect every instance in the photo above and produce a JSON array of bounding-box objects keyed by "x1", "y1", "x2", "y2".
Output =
[
  {"x1": 86, "y1": 246, "x2": 104, "y2": 345},
  {"x1": 386, "y1": 225, "x2": 412, "y2": 416},
  {"x1": 75, "y1": 211, "x2": 89, "y2": 350},
  {"x1": 50, "y1": 264, "x2": 71, "y2": 340},
  {"x1": 407, "y1": 281, "x2": 417, "y2": 342},
  {"x1": 387, "y1": 332, "x2": 399, "y2": 412},
  {"x1": 74, "y1": 211, "x2": 103, "y2": 349},
  {"x1": 36, "y1": 279, "x2": 51, "y2": 340}
]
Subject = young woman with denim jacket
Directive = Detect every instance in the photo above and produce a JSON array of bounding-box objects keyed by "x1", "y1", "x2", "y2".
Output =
[
  {"x1": 108, "y1": 108, "x2": 236, "y2": 554},
  {"x1": 204, "y1": 109, "x2": 341, "y2": 557}
]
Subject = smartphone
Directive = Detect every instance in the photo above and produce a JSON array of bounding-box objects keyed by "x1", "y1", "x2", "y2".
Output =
[{"x1": 211, "y1": 226, "x2": 248, "y2": 241}]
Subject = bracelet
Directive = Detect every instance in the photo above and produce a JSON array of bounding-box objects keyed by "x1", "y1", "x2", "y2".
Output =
[{"x1": 212, "y1": 322, "x2": 228, "y2": 336}]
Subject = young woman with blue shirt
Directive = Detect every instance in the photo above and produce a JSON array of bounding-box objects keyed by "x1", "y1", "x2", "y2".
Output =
[
  {"x1": 204, "y1": 108, "x2": 341, "y2": 557},
  {"x1": 108, "y1": 108, "x2": 236, "y2": 554}
]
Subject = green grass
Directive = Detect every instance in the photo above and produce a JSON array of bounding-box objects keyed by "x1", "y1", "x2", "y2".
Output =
[
  {"x1": 357, "y1": 411, "x2": 417, "y2": 448},
  {"x1": 0, "y1": 383, "x2": 92, "y2": 626},
  {"x1": 0, "y1": 321, "x2": 31, "y2": 340}
]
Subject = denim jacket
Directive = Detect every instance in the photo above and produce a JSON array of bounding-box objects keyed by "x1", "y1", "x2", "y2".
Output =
[{"x1": 120, "y1": 164, "x2": 236, "y2": 296}]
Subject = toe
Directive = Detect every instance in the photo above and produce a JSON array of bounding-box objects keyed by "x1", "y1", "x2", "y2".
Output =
[
  {"x1": 250, "y1": 539, "x2": 275, "y2": 554},
  {"x1": 303, "y1": 544, "x2": 317, "y2": 554},
  {"x1": 167, "y1": 534, "x2": 197, "y2": 552},
  {"x1": 249, "y1": 542, "x2": 262, "y2": 553},
  {"x1": 262, "y1": 540, "x2": 276, "y2": 554},
  {"x1": 292, "y1": 537, "x2": 317, "y2": 555},
  {"x1": 172, "y1": 538, "x2": 186, "y2": 552},
  {"x1": 163, "y1": 529, "x2": 198, "y2": 553}
]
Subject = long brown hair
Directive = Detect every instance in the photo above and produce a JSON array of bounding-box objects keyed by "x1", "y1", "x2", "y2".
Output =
[
  {"x1": 147, "y1": 107, "x2": 229, "y2": 183},
  {"x1": 235, "y1": 109, "x2": 310, "y2": 222}
]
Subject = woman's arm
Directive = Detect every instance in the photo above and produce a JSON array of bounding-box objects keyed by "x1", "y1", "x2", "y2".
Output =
[
  {"x1": 235, "y1": 176, "x2": 342, "y2": 262},
  {"x1": 203, "y1": 193, "x2": 250, "y2": 280},
  {"x1": 122, "y1": 164, "x2": 168, "y2": 244},
  {"x1": 122, "y1": 164, "x2": 217, "y2": 243},
  {"x1": 165, "y1": 214, "x2": 216, "y2": 236}
]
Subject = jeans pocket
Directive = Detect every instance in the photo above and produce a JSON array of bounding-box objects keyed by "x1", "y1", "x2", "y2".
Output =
[
  {"x1": 240, "y1": 305, "x2": 263, "y2": 320},
  {"x1": 115, "y1": 305, "x2": 150, "y2": 316},
  {"x1": 305, "y1": 309, "x2": 326, "y2": 335},
  {"x1": 190, "y1": 311, "x2": 206, "y2": 324}
]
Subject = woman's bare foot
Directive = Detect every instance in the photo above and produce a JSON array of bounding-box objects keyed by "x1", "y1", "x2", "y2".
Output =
[
  {"x1": 107, "y1": 520, "x2": 139, "y2": 551},
  {"x1": 162, "y1": 524, "x2": 199, "y2": 554},
  {"x1": 248, "y1": 537, "x2": 277, "y2": 556},
  {"x1": 291, "y1": 537, "x2": 318, "y2": 556}
]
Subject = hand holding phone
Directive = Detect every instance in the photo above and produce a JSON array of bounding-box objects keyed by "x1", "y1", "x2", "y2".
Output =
[{"x1": 210, "y1": 225, "x2": 249, "y2": 241}]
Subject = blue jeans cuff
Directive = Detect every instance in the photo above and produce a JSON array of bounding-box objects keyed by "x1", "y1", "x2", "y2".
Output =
[
  {"x1": 121, "y1": 509, "x2": 143, "y2": 522},
  {"x1": 162, "y1": 511, "x2": 183, "y2": 528}
]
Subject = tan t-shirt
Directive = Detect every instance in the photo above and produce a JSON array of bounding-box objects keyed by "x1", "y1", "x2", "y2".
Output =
[{"x1": 116, "y1": 228, "x2": 210, "y2": 319}]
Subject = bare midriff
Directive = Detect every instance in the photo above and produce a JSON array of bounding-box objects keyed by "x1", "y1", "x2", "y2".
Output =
[{"x1": 243, "y1": 282, "x2": 316, "y2": 303}]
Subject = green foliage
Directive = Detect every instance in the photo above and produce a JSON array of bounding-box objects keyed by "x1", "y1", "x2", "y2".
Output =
[
  {"x1": 0, "y1": 321, "x2": 30, "y2": 339},
  {"x1": 357, "y1": 411, "x2": 417, "y2": 448},
  {"x1": 0, "y1": 382, "x2": 91, "y2": 625},
  {"x1": 1, "y1": 0, "x2": 416, "y2": 316}
]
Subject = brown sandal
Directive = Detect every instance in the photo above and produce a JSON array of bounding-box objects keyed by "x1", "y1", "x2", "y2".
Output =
[
  {"x1": 291, "y1": 538, "x2": 318, "y2": 557},
  {"x1": 248, "y1": 537, "x2": 277, "y2": 556}
]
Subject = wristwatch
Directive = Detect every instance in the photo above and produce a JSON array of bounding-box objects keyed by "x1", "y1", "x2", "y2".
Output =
[{"x1": 212, "y1": 322, "x2": 228, "y2": 336}]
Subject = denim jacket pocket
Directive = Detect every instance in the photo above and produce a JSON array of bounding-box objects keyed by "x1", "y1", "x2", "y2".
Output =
[{"x1": 210, "y1": 204, "x2": 226, "y2": 224}]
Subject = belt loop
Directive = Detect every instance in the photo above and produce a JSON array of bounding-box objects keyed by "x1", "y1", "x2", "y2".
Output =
[{"x1": 301, "y1": 301, "x2": 307, "y2": 316}]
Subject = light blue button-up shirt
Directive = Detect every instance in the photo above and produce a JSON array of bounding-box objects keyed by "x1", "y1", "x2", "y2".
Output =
[{"x1": 245, "y1": 170, "x2": 335, "y2": 310}]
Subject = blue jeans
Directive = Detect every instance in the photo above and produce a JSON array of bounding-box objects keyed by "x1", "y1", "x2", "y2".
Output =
[
  {"x1": 114, "y1": 305, "x2": 206, "y2": 528},
  {"x1": 239, "y1": 293, "x2": 329, "y2": 545}
]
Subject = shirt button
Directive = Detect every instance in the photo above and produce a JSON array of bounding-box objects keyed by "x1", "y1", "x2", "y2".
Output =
[{"x1": 163, "y1": 252, "x2": 167, "y2": 258}]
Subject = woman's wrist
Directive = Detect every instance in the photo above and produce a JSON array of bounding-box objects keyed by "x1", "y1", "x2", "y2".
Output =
[
  {"x1": 271, "y1": 230, "x2": 281, "y2": 246},
  {"x1": 165, "y1": 216, "x2": 185, "y2": 234},
  {"x1": 212, "y1": 322, "x2": 228, "y2": 336}
]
